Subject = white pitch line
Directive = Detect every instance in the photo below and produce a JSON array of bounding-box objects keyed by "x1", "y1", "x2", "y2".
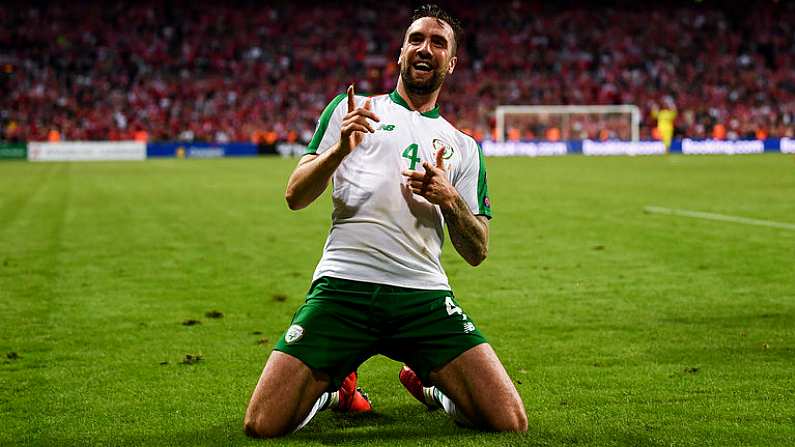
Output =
[{"x1": 644, "y1": 206, "x2": 795, "y2": 231}]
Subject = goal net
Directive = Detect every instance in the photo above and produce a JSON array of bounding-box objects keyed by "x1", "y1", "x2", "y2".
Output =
[{"x1": 495, "y1": 105, "x2": 641, "y2": 142}]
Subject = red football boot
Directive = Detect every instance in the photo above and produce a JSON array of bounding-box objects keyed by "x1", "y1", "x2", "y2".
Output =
[
  {"x1": 399, "y1": 365, "x2": 440, "y2": 410},
  {"x1": 334, "y1": 371, "x2": 372, "y2": 413}
]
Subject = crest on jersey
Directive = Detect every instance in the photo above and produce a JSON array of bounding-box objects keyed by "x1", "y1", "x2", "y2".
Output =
[
  {"x1": 284, "y1": 324, "x2": 304, "y2": 344},
  {"x1": 433, "y1": 138, "x2": 455, "y2": 160}
]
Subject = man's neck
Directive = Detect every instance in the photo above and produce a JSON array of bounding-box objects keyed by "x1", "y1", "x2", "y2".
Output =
[{"x1": 396, "y1": 77, "x2": 440, "y2": 113}]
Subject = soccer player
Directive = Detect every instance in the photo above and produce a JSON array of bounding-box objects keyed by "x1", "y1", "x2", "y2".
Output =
[{"x1": 244, "y1": 4, "x2": 527, "y2": 437}]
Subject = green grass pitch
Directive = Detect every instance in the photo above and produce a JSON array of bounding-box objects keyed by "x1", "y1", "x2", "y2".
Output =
[{"x1": 1, "y1": 154, "x2": 793, "y2": 446}]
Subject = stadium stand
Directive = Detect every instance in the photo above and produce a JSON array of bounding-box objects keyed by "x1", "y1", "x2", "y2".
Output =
[{"x1": 1, "y1": 1, "x2": 793, "y2": 143}]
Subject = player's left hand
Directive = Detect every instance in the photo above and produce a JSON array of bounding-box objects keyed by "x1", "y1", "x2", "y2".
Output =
[{"x1": 402, "y1": 148, "x2": 457, "y2": 210}]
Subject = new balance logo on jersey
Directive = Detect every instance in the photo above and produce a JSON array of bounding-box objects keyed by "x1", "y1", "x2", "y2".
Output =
[
  {"x1": 378, "y1": 124, "x2": 396, "y2": 131},
  {"x1": 463, "y1": 322, "x2": 476, "y2": 333}
]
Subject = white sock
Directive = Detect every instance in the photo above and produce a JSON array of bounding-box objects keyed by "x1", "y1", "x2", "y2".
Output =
[
  {"x1": 429, "y1": 387, "x2": 473, "y2": 427},
  {"x1": 293, "y1": 391, "x2": 336, "y2": 432}
]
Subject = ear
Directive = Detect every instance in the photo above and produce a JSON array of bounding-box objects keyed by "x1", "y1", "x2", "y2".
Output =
[{"x1": 447, "y1": 56, "x2": 457, "y2": 75}]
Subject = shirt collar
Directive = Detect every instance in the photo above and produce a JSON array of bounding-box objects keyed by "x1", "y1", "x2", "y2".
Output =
[{"x1": 389, "y1": 90, "x2": 440, "y2": 119}]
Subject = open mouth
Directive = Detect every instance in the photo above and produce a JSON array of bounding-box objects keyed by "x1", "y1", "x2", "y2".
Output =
[{"x1": 412, "y1": 61, "x2": 433, "y2": 72}]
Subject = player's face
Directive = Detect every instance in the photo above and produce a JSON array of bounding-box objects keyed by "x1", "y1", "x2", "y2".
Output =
[{"x1": 399, "y1": 17, "x2": 457, "y2": 95}]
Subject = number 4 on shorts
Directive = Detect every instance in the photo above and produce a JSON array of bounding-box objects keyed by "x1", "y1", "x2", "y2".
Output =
[
  {"x1": 445, "y1": 296, "x2": 467, "y2": 320},
  {"x1": 402, "y1": 144, "x2": 421, "y2": 170}
]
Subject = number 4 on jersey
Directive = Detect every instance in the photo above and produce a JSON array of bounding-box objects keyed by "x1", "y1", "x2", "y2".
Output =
[{"x1": 402, "y1": 144, "x2": 421, "y2": 170}]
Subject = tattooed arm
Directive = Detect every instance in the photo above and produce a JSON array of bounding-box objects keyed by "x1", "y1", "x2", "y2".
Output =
[
  {"x1": 402, "y1": 150, "x2": 489, "y2": 266},
  {"x1": 441, "y1": 196, "x2": 489, "y2": 266}
]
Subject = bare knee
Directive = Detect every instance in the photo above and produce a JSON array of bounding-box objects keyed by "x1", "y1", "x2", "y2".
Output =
[
  {"x1": 244, "y1": 407, "x2": 287, "y2": 438},
  {"x1": 502, "y1": 404, "x2": 528, "y2": 432},
  {"x1": 431, "y1": 344, "x2": 528, "y2": 432},
  {"x1": 485, "y1": 401, "x2": 528, "y2": 432},
  {"x1": 243, "y1": 351, "x2": 329, "y2": 438}
]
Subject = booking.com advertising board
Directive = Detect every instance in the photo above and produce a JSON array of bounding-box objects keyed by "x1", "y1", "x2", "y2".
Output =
[
  {"x1": 2, "y1": 138, "x2": 793, "y2": 162},
  {"x1": 146, "y1": 142, "x2": 258, "y2": 158},
  {"x1": 481, "y1": 138, "x2": 793, "y2": 157}
]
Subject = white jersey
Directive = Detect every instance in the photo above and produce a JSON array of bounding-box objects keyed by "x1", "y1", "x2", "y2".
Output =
[{"x1": 306, "y1": 90, "x2": 491, "y2": 290}]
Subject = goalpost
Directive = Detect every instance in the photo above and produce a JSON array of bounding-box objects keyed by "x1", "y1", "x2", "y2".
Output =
[{"x1": 495, "y1": 105, "x2": 641, "y2": 142}]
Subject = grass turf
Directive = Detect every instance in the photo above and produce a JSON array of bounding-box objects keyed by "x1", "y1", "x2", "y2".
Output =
[{"x1": 0, "y1": 154, "x2": 793, "y2": 446}]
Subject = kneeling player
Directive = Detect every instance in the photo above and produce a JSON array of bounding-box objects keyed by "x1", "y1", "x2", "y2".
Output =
[{"x1": 244, "y1": 4, "x2": 526, "y2": 437}]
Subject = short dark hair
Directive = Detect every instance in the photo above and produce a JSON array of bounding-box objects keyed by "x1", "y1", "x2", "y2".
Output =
[{"x1": 409, "y1": 4, "x2": 463, "y2": 54}]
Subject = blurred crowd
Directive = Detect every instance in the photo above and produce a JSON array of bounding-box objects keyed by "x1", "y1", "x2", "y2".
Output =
[{"x1": 1, "y1": 1, "x2": 793, "y2": 144}]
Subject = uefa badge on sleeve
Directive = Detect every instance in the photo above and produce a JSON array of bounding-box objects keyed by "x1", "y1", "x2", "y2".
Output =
[{"x1": 285, "y1": 324, "x2": 304, "y2": 344}]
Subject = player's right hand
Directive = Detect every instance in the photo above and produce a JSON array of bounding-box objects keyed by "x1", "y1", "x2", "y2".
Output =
[{"x1": 339, "y1": 84, "x2": 380, "y2": 154}]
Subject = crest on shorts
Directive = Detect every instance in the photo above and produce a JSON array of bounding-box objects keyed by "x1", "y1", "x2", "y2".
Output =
[
  {"x1": 433, "y1": 138, "x2": 455, "y2": 160},
  {"x1": 285, "y1": 324, "x2": 304, "y2": 344}
]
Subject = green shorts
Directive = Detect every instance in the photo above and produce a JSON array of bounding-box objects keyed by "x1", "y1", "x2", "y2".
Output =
[{"x1": 273, "y1": 276, "x2": 487, "y2": 389}]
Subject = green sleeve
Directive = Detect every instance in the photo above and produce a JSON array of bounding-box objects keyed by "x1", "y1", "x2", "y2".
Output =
[{"x1": 305, "y1": 93, "x2": 346, "y2": 154}]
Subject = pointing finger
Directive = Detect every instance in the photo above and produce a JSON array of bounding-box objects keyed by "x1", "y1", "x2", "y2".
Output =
[
  {"x1": 435, "y1": 148, "x2": 445, "y2": 170},
  {"x1": 347, "y1": 84, "x2": 355, "y2": 112}
]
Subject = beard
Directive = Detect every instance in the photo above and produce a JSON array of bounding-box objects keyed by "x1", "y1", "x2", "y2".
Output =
[{"x1": 401, "y1": 61, "x2": 448, "y2": 95}]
